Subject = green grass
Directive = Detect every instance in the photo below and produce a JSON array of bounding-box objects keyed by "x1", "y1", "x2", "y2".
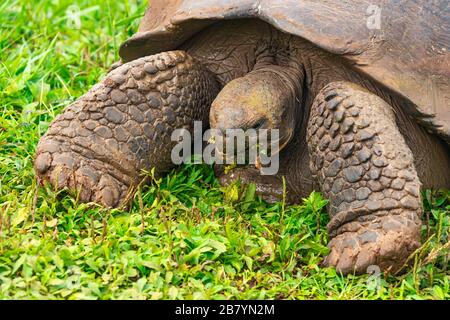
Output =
[{"x1": 0, "y1": 0, "x2": 449, "y2": 300}]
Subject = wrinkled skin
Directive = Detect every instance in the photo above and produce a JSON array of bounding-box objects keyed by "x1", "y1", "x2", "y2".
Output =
[{"x1": 35, "y1": 20, "x2": 450, "y2": 274}]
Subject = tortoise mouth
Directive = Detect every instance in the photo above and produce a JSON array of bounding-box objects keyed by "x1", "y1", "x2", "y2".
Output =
[{"x1": 211, "y1": 127, "x2": 293, "y2": 166}]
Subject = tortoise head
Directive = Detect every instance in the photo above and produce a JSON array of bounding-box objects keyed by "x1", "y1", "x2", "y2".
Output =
[{"x1": 210, "y1": 65, "x2": 303, "y2": 156}]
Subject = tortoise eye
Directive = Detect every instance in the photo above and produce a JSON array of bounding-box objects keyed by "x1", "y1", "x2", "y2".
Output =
[{"x1": 250, "y1": 118, "x2": 267, "y2": 130}]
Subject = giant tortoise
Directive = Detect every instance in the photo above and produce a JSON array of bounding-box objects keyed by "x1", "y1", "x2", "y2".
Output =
[{"x1": 35, "y1": 0, "x2": 450, "y2": 274}]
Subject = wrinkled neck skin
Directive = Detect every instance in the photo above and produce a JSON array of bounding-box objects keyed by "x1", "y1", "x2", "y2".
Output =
[
  {"x1": 182, "y1": 19, "x2": 370, "y2": 194},
  {"x1": 184, "y1": 19, "x2": 376, "y2": 125},
  {"x1": 184, "y1": 19, "x2": 445, "y2": 197},
  {"x1": 184, "y1": 19, "x2": 367, "y2": 115}
]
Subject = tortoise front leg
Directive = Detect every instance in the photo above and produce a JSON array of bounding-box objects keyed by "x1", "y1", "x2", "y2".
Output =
[
  {"x1": 307, "y1": 81, "x2": 422, "y2": 274},
  {"x1": 35, "y1": 51, "x2": 219, "y2": 207}
]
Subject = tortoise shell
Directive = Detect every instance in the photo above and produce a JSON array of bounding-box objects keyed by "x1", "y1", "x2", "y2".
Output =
[{"x1": 119, "y1": 0, "x2": 450, "y2": 144}]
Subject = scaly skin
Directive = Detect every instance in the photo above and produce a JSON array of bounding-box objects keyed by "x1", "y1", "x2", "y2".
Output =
[
  {"x1": 35, "y1": 51, "x2": 219, "y2": 207},
  {"x1": 307, "y1": 82, "x2": 423, "y2": 274}
]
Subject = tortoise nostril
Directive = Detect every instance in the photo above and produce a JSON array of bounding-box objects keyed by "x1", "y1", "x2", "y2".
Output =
[
  {"x1": 210, "y1": 109, "x2": 218, "y2": 126},
  {"x1": 210, "y1": 105, "x2": 228, "y2": 128}
]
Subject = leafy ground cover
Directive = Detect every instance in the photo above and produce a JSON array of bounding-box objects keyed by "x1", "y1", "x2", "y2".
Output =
[{"x1": 0, "y1": 0, "x2": 448, "y2": 299}]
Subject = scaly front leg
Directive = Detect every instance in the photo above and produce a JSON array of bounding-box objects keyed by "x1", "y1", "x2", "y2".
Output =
[
  {"x1": 307, "y1": 81, "x2": 422, "y2": 274},
  {"x1": 35, "y1": 51, "x2": 219, "y2": 207}
]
